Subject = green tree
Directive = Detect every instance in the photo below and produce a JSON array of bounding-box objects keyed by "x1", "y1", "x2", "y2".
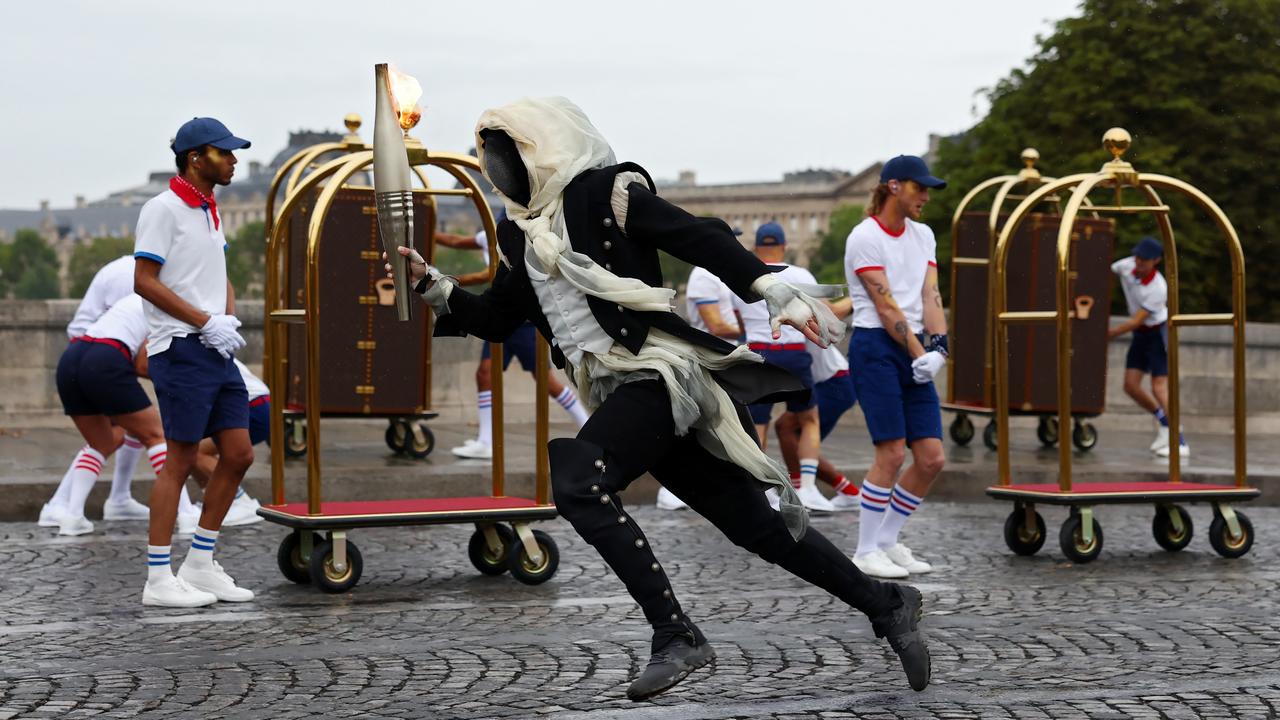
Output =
[
  {"x1": 2, "y1": 229, "x2": 61, "y2": 299},
  {"x1": 226, "y1": 221, "x2": 266, "y2": 299},
  {"x1": 68, "y1": 236, "x2": 134, "y2": 296},
  {"x1": 924, "y1": 0, "x2": 1280, "y2": 320},
  {"x1": 809, "y1": 204, "x2": 865, "y2": 285}
]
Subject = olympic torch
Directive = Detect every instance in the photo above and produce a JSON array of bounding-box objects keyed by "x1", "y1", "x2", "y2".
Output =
[{"x1": 373, "y1": 63, "x2": 422, "y2": 321}]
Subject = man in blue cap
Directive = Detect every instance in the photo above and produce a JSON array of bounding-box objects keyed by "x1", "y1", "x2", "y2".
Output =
[
  {"x1": 132, "y1": 117, "x2": 257, "y2": 607},
  {"x1": 1109, "y1": 236, "x2": 1187, "y2": 457},
  {"x1": 733, "y1": 221, "x2": 834, "y2": 513},
  {"x1": 839, "y1": 155, "x2": 948, "y2": 579}
]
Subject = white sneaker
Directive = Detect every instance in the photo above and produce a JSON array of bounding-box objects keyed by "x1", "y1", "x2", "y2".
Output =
[
  {"x1": 1156, "y1": 442, "x2": 1190, "y2": 458},
  {"x1": 765, "y1": 488, "x2": 780, "y2": 512},
  {"x1": 853, "y1": 549, "x2": 909, "y2": 579},
  {"x1": 655, "y1": 487, "x2": 688, "y2": 511},
  {"x1": 222, "y1": 494, "x2": 264, "y2": 526},
  {"x1": 451, "y1": 439, "x2": 493, "y2": 459},
  {"x1": 1150, "y1": 425, "x2": 1170, "y2": 453},
  {"x1": 830, "y1": 492, "x2": 861, "y2": 512},
  {"x1": 38, "y1": 501, "x2": 66, "y2": 528},
  {"x1": 177, "y1": 505, "x2": 202, "y2": 536},
  {"x1": 795, "y1": 484, "x2": 835, "y2": 513},
  {"x1": 178, "y1": 561, "x2": 255, "y2": 602},
  {"x1": 58, "y1": 516, "x2": 94, "y2": 536},
  {"x1": 883, "y1": 543, "x2": 933, "y2": 574},
  {"x1": 142, "y1": 574, "x2": 218, "y2": 608},
  {"x1": 103, "y1": 496, "x2": 150, "y2": 520}
]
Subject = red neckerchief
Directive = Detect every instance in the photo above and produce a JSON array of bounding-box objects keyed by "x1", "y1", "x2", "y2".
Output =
[
  {"x1": 1131, "y1": 265, "x2": 1158, "y2": 285},
  {"x1": 169, "y1": 176, "x2": 220, "y2": 230}
]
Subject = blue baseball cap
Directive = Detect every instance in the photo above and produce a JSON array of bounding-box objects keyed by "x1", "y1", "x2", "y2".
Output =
[
  {"x1": 880, "y1": 155, "x2": 946, "y2": 189},
  {"x1": 755, "y1": 221, "x2": 785, "y2": 246},
  {"x1": 1133, "y1": 236, "x2": 1163, "y2": 259},
  {"x1": 171, "y1": 117, "x2": 251, "y2": 155}
]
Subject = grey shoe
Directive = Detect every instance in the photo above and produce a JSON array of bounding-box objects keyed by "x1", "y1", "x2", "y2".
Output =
[
  {"x1": 626, "y1": 637, "x2": 716, "y2": 701},
  {"x1": 872, "y1": 584, "x2": 931, "y2": 691}
]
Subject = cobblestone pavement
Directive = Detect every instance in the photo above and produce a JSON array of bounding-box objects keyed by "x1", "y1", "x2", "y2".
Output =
[{"x1": 0, "y1": 501, "x2": 1276, "y2": 719}]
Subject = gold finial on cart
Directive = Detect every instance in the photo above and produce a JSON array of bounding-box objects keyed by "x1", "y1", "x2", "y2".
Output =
[
  {"x1": 342, "y1": 113, "x2": 363, "y2": 145},
  {"x1": 1100, "y1": 127, "x2": 1136, "y2": 183},
  {"x1": 1018, "y1": 147, "x2": 1041, "y2": 181}
]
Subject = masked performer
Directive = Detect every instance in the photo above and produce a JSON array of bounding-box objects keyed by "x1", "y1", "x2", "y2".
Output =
[{"x1": 389, "y1": 97, "x2": 929, "y2": 700}]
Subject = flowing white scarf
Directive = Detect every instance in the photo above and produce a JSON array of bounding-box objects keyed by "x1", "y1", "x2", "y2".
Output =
[{"x1": 476, "y1": 97, "x2": 808, "y2": 539}]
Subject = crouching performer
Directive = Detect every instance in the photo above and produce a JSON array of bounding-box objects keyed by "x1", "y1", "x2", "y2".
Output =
[{"x1": 390, "y1": 97, "x2": 929, "y2": 700}]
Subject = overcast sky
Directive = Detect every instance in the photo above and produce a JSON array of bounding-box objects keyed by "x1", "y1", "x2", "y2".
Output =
[{"x1": 1, "y1": 0, "x2": 1080, "y2": 208}]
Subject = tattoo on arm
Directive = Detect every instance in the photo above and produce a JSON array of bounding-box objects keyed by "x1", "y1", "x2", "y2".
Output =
[
  {"x1": 931, "y1": 283, "x2": 943, "y2": 309},
  {"x1": 893, "y1": 320, "x2": 909, "y2": 344}
]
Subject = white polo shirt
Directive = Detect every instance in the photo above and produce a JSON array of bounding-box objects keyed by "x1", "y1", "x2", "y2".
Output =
[
  {"x1": 845, "y1": 216, "x2": 936, "y2": 333},
  {"x1": 809, "y1": 343, "x2": 850, "y2": 384},
  {"x1": 67, "y1": 255, "x2": 134, "y2": 339},
  {"x1": 234, "y1": 358, "x2": 269, "y2": 400},
  {"x1": 685, "y1": 266, "x2": 737, "y2": 338},
  {"x1": 1111, "y1": 256, "x2": 1168, "y2": 326},
  {"x1": 735, "y1": 263, "x2": 816, "y2": 346},
  {"x1": 84, "y1": 294, "x2": 148, "y2": 357},
  {"x1": 134, "y1": 188, "x2": 229, "y2": 356}
]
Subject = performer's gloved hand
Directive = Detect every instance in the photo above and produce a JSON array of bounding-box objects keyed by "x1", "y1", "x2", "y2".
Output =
[
  {"x1": 910, "y1": 351, "x2": 946, "y2": 384},
  {"x1": 384, "y1": 248, "x2": 455, "y2": 316},
  {"x1": 752, "y1": 274, "x2": 847, "y2": 348},
  {"x1": 199, "y1": 314, "x2": 245, "y2": 360}
]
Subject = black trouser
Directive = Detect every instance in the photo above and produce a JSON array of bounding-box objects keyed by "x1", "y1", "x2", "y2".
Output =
[{"x1": 550, "y1": 379, "x2": 897, "y2": 652}]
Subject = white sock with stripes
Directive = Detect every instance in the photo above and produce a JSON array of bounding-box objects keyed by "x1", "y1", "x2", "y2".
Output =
[
  {"x1": 65, "y1": 447, "x2": 106, "y2": 520},
  {"x1": 855, "y1": 479, "x2": 892, "y2": 557},
  {"x1": 876, "y1": 484, "x2": 925, "y2": 550},
  {"x1": 109, "y1": 436, "x2": 144, "y2": 503},
  {"x1": 476, "y1": 391, "x2": 494, "y2": 447},
  {"x1": 49, "y1": 448, "x2": 86, "y2": 509},
  {"x1": 555, "y1": 386, "x2": 590, "y2": 428},
  {"x1": 798, "y1": 458, "x2": 819, "y2": 491},
  {"x1": 147, "y1": 544, "x2": 172, "y2": 581},
  {"x1": 186, "y1": 526, "x2": 218, "y2": 568},
  {"x1": 147, "y1": 443, "x2": 167, "y2": 476}
]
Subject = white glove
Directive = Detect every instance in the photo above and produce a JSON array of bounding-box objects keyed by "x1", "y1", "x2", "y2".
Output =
[
  {"x1": 911, "y1": 350, "x2": 946, "y2": 384},
  {"x1": 200, "y1": 314, "x2": 245, "y2": 360},
  {"x1": 753, "y1": 275, "x2": 847, "y2": 347},
  {"x1": 388, "y1": 248, "x2": 455, "y2": 316}
]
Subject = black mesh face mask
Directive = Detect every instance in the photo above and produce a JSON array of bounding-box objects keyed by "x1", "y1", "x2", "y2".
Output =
[{"x1": 480, "y1": 128, "x2": 531, "y2": 207}]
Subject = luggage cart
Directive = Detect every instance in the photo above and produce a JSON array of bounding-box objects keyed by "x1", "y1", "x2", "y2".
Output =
[
  {"x1": 987, "y1": 128, "x2": 1258, "y2": 563},
  {"x1": 945, "y1": 149, "x2": 1114, "y2": 452},
  {"x1": 259, "y1": 116, "x2": 560, "y2": 592},
  {"x1": 264, "y1": 114, "x2": 441, "y2": 459}
]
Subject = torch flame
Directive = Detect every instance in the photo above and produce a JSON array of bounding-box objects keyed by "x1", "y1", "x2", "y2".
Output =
[{"x1": 386, "y1": 65, "x2": 423, "y2": 132}]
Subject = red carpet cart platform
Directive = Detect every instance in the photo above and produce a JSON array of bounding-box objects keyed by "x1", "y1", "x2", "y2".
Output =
[
  {"x1": 986, "y1": 128, "x2": 1258, "y2": 563},
  {"x1": 259, "y1": 105, "x2": 560, "y2": 592}
]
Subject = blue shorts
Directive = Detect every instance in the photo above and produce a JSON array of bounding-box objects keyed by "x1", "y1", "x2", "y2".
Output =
[
  {"x1": 747, "y1": 346, "x2": 816, "y2": 424},
  {"x1": 1126, "y1": 324, "x2": 1168, "y2": 377},
  {"x1": 480, "y1": 322, "x2": 537, "y2": 371},
  {"x1": 815, "y1": 372, "x2": 856, "y2": 439},
  {"x1": 849, "y1": 328, "x2": 942, "y2": 445},
  {"x1": 249, "y1": 399, "x2": 271, "y2": 446},
  {"x1": 56, "y1": 340, "x2": 151, "y2": 417},
  {"x1": 148, "y1": 335, "x2": 249, "y2": 443}
]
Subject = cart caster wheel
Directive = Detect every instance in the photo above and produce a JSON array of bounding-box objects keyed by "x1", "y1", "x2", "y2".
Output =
[
  {"x1": 1072, "y1": 421, "x2": 1098, "y2": 451},
  {"x1": 983, "y1": 420, "x2": 998, "y2": 451},
  {"x1": 468, "y1": 524, "x2": 516, "y2": 576},
  {"x1": 949, "y1": 414, "x2": 975, "y2": 446},
  {"x1": 385, "y1": 419, "x2": 409, "y2": 455},
  {"x1": 1003, "y1": 508, "x2": 1046, "y2": 556},
  {"x1": 1152, "y1": 504, "x2": 1193, "y2": 552},
  {"x1": 507, "y1": 530, "x2": 559, "y2": 585},
  {"x1": 310, "y1": 537, "x2": 363, "y2": 593},
  {"x1": 276, "y1": 530, "x2": 320, "y2": 584},
  {"x1": 1036, "y1": 416, "x2": 1059, "y2": 447},
  {"x1": 284, "y1": 418, "x2": 308, "y2": 458},
  {"x1": 1059, "y1": 511, "x2": 1103, "y2": 563},
  {"x1": 406, "y1": 422, "x2": 435, "y2": 460},
  {"x1": 1208, "y1": 510, "x2": 1254, "y2": 559}
]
